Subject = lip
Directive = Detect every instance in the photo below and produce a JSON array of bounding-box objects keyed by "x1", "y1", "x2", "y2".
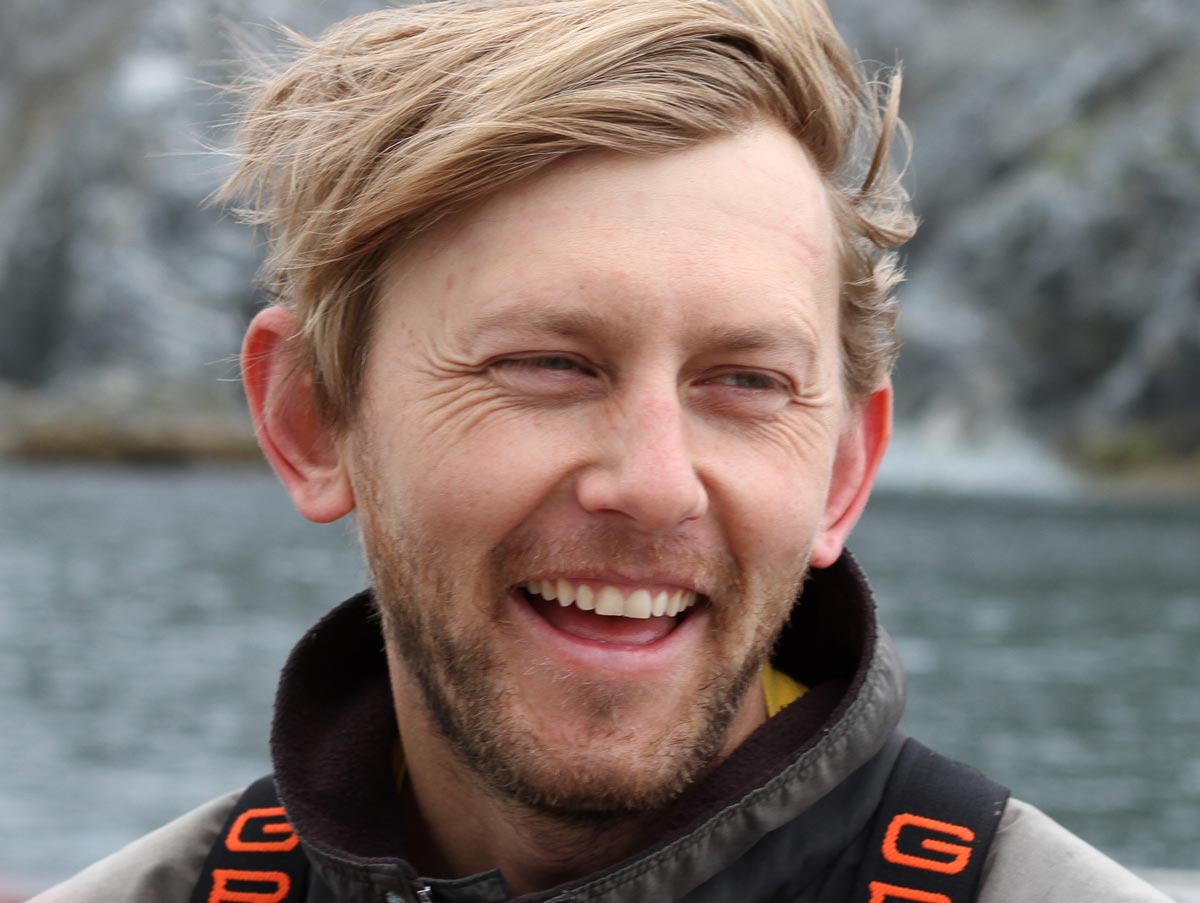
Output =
[
  {"x1": 516, "y1": 573, "x2": 705, "y2": 597},
  {"x1": 506, "y1": 586, "x2": 707, "y2": 676}
]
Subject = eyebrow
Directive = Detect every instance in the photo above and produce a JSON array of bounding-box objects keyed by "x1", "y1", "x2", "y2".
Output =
[
  {"x1": 462, "y1": 299, "x2": 819, "y2": 362},
  {"x1": 463, "y1": 302, "x2": 618, "y2": 345},
  {"x1": 706, "y1": 325, "x2": 816, "y2": 359}
]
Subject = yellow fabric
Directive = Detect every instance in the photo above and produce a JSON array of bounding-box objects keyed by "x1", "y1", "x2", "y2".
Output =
[
  {"x1": 762, "y1": 663, "x2": 808, "y2": 716},
  {"x1": 394, "y1": 665, "x2": 808, "y2": 790}
]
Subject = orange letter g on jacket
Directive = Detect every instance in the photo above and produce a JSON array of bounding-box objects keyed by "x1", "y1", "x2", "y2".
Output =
[{"x1": 882, "y1": 813, "x2": 976, "y2": 874}]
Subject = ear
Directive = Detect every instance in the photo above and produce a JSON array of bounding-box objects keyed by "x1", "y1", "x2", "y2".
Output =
[
  {"x1": 810, "y1": 379, "x2": 892, "y2": 569},
  {"x1": 242, "y1": 306, "x2": 355, "y2": 523}
]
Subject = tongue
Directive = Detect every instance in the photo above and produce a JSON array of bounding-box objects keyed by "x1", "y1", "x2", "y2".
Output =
[{"x1": 529, "y1": 595, "x2": 678, "y2": 646}]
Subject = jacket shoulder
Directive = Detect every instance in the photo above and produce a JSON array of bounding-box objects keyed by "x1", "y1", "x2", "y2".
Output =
[
  {"x1": 28, "y1": 790, "x2": 240, "y2": 903},
  {"x1": 979, "y1": 797, "x2": 1173, "y2": 903}
]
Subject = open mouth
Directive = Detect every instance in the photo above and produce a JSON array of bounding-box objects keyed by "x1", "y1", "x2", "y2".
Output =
[{"x1": 514, "y1": 580, "x2": 703, "y2": 647}]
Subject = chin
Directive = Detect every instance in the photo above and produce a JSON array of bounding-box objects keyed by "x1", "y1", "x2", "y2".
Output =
[
  {"x1": 359, "y1": 484, "x2": 801, "y2": 821},
  {"x1": 449, "y1": 652, "x2": 763, "y2": 818},
  {"x1": 480, "y1": 710, "x2": 734, "y2": 818}
]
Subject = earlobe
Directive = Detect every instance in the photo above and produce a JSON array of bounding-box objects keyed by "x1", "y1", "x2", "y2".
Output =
[
  {"x1": 242, "y1": 306, "x2": 355, "y2": 523},
  {"x1": 810, "y1": 380, "x2": 892, "y2": 569}
]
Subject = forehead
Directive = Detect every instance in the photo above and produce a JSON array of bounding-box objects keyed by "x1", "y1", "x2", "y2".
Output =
[{"x1": 382, "y1": 122, "x2": 840, "y2": 345}]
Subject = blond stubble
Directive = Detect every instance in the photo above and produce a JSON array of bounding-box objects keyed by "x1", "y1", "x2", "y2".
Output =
[{"x1": 355, "y1": 464, "x2": 808, "y2": 819}]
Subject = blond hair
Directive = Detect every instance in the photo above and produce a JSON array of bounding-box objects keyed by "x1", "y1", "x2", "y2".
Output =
[{"x1": 220, "y1": 0, "x2": 916, "y2": 427}]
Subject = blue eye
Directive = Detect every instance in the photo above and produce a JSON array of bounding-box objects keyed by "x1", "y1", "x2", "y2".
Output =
[
  {"x1": 524, "y1": 356, "x2": 580, "y2": 371},
  {"x1": 490, "y1": 354, "x2": 601, "y2": 398},
  {"x1": 495, "y1": 355, "x2": 591, "y2": 375},
  {"x1": 712, "y1": 371, "x2": 781, "y2": 390}
]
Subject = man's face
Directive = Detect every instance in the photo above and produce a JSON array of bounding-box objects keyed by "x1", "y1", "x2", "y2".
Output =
[{"x1": 346, "y1": 123, "x2": 860, "y2": 817}]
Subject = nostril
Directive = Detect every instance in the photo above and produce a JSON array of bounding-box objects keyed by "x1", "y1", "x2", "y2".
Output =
[{"x1": 574, "y1": 461, "x2": 708, "y2": 533}]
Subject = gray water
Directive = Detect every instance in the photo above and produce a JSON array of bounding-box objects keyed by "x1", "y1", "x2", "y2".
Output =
[{"x1": 1, "y1": 464, "x2": 1197, "y2": 891}]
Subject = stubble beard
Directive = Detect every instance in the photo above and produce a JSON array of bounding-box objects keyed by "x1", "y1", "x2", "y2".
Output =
[{"x1": 358, "y1": 487, "x2": 809, "y2": 823}]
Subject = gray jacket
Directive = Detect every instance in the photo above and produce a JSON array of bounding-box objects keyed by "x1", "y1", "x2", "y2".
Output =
[{"x1": 32, "y1": 556, "x2": 1172, "y2": 903}]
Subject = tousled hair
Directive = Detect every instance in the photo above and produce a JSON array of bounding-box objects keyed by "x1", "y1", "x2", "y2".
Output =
[{"x1": 219, "y1": 0, "x2": 916, "y2": 427}]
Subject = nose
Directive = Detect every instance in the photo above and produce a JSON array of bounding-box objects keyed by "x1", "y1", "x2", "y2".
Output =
[{"x1": 574, "y1": 389, "x2": 709, "y2": 533}]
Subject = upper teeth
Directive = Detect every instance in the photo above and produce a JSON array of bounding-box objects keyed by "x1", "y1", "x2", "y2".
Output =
[{"x1": 522, "y1": 580, "x2": 698, "y2": 619}]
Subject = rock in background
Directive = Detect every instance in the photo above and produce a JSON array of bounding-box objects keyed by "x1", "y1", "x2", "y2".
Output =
[
  {"x1": 0, "y1": 0, "x2": 382, "y2": 458},
  {"x1": 0, "y1": 0, "x2": 1197, "y2": 480},
  {"x1": 839, "y1": 0, "x2": 1200, "y2": 478}
]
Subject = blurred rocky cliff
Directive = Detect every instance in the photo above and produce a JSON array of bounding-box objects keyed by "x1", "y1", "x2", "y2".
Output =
[{"x1": 1, "y1": 0, "x2": 1197, "y2": 480}]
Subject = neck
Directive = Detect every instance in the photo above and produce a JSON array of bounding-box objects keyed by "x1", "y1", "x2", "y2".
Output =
[
  {"x1": 388, "y1": 663, "x2": 767, "y2": 895},
  {"x1": 400, "y1": 762, "x2": 641, "y2": 895}
]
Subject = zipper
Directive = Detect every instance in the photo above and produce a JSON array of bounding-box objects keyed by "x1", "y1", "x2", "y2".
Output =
[{"x1": 385, "y1": 882, "x2": 433, "y2": 903}]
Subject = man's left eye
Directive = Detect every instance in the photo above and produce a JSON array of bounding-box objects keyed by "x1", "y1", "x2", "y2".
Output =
[{"x1": 709, "y1": 371, "x2": 784, "y2": 391}]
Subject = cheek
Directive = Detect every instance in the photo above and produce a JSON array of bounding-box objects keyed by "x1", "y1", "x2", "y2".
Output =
[
  {"x1": 399, "y1": 411, "x2": 585, "y2": 542},
  {"x1": 724, "y1": 481, "x2": 823, "y2": 579},
  {"x1": 703, "y1": 428, "x2": 838, "y2": 557}
]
